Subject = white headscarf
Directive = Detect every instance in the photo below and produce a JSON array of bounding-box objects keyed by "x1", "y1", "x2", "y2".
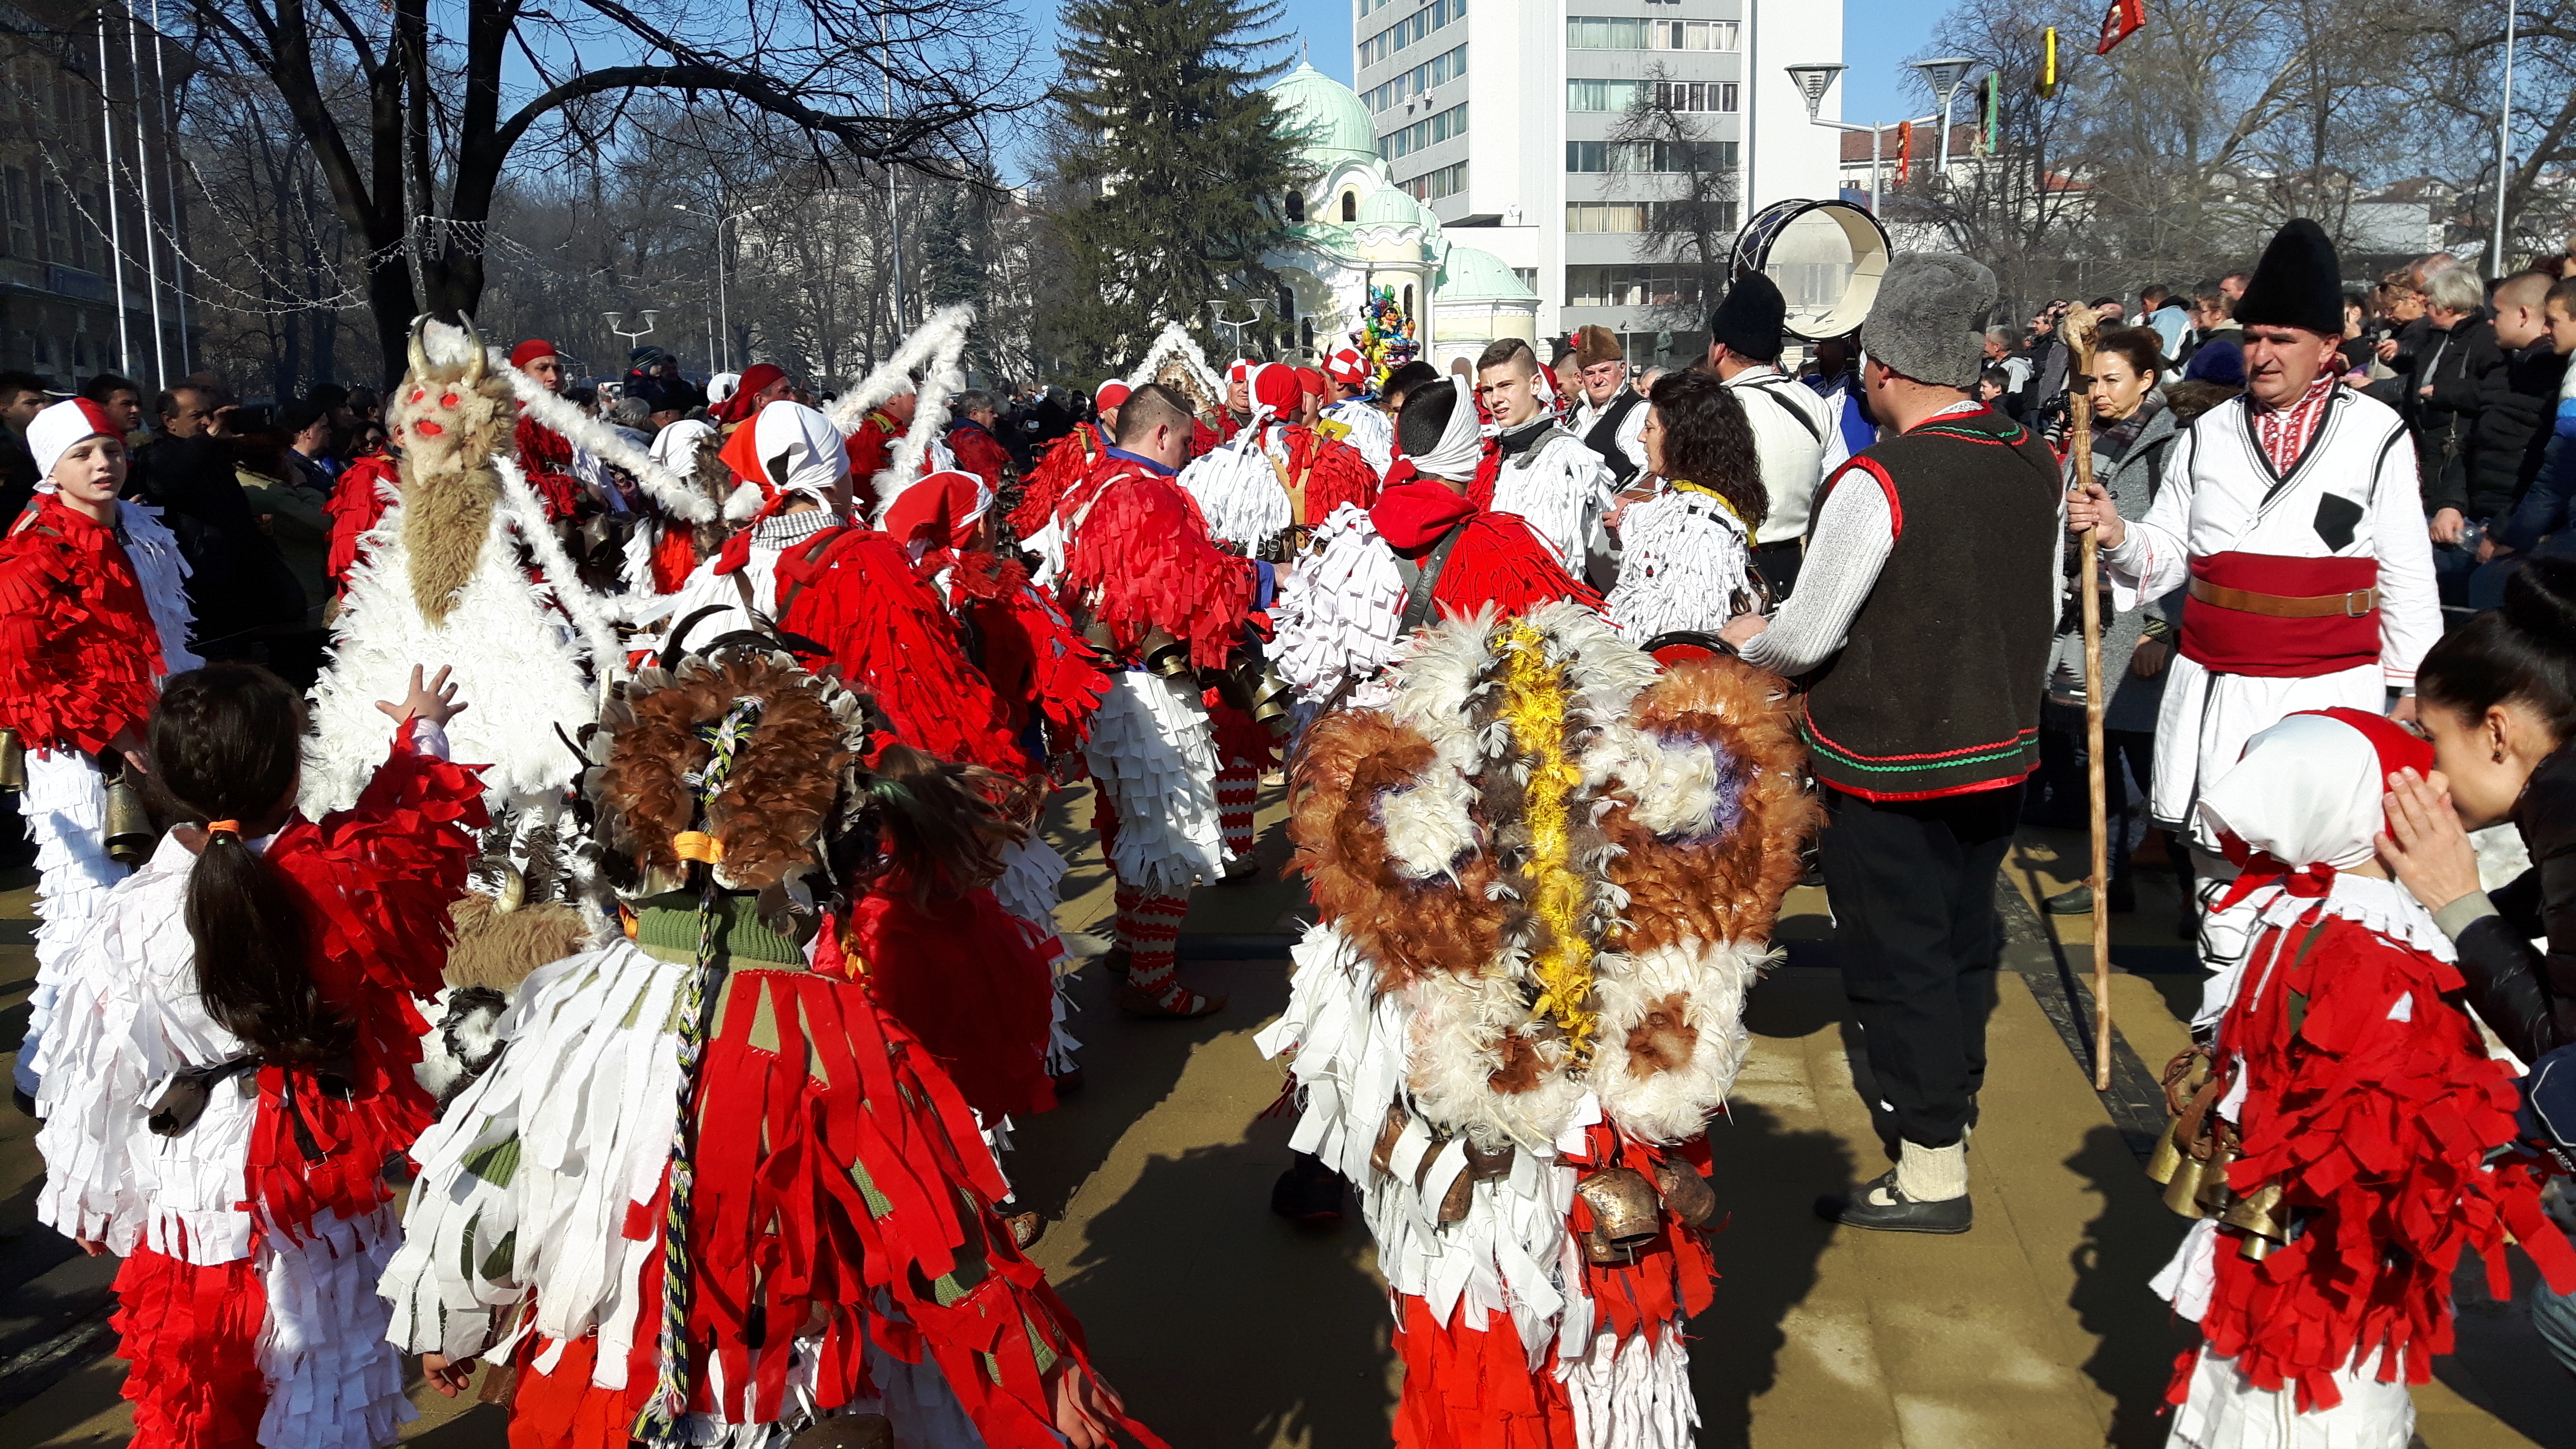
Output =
[
  {"x1": 650, "y1": 416, "x2": 713, "y2": 473},
  {"x1": 706, "y1": 371, "x2": 742, "y2": 406},
  {"x1": 720, "y1": 400, "x2": 850, "y2": 523},
  {"x1": 1404, "y1": 376, "x2": 1485, "y2": 482},
  {"x1": 27, "y1": 397, "x2": 113, "y2": 487}
]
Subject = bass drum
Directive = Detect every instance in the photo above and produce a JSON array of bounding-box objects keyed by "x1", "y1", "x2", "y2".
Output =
[{"x1": 1726, "y1": 199, "x2": 1892, "y2": 342}]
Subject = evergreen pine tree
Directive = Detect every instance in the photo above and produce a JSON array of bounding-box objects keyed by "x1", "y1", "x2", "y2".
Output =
[
  {"x1": 921, "y1": 176, "x2": 998, "y2": 378},
  {"x1": 1040, "y1": 0, "x2": 1313, "y2": 377}
]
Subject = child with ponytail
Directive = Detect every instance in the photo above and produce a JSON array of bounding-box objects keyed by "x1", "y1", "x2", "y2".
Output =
[{"x1": 34, "y1": 660, "x2": 487, "y2": 1449}]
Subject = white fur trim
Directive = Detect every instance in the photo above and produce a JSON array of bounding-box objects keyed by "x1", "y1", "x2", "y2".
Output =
[
  {"x1": 504, "y1": 368, "x2": 713, "y2": 523},
  {"x1": 491, "y1": 456, "x2": 627, "y2": 690},
  {"x1": 723, "y1": 477, "x2": 765, "y2": 523},
  {"x1": 1585, "y1": 939, "x2": 1765, "y2": 1145},
  {"x1": 1124, "y1": 320, "x2": 1224, "y2": 402},
  {"x1": 817, "y1": 304, "x2": 976, "y2": 523}
]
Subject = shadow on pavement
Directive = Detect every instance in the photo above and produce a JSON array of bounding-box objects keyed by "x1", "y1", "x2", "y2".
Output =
[
  {"x1": 1694, "y1": 1100, "x2": 1856, "y2": 1449},
  {"x1": 2063, "y1": 1123, "x2": 2196, "y2": 1447},
  {"x1": 1050, "y1": 1138, "x2": 1394, "y2": 1447}
]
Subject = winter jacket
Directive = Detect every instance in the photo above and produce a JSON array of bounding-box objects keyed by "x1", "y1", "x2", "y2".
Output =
[
  {"x1": 2494, "y1": 358, "x2": 2576, "y2": 557},
  {"x1": 2045, "y1": 399, "x2": 2181, "y2": 734},
  {"x1": 2464, "y1": 340, "x2": 2573, "y2": 520},
  {"x1": 2411, "y1": 310, "x2": 2501, "y2": 517}
]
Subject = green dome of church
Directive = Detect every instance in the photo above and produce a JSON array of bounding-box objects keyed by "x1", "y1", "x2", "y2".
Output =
[
  {"x1": 1357, "y1": 186, "x2": 1434, "y2": 229},
  {"x1": 1439, "y1": 245, "x2": 1536, "y2": 301},
  {"x1": 1269, "y1": 61, "x2": 1380, "y2": 167}
]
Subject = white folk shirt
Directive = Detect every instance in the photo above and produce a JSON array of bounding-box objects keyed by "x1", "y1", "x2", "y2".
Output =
[
  {"x1": 1570, "y1": 385, "x2": 1649, "y2": 481},
  {"x1": 1721, "y1": 365, "x2": 1833, "y2": 546},
  {"x1": 2102, "y1": 385, "x2": 2437, "y2": 827}
]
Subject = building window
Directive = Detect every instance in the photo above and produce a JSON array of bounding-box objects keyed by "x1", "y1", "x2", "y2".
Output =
[
  {"x1": 1379, "y1": 102, "x2": 1466, "y2": 163},
  {"x1": 1341, "y1": 190, "x2": 1358, "y2": 221},
  {"x1": 1652, "y1": 81, "x2": 1738, "y2": 112},
  {"x1": 1359, "y1": 0, "x2": 1466, "y2": 69},
  {"x1": 1564, "y1": 201, "x2": 1739, "y2": 236},
  {"x1": 1364, "y1": 42, "x2": 1466, "y2": 114},
  {"x1": 1567, "y1": 140, "x2": 1738, "y2": 173},
  {"x1": 1566, "y1": 266, "x2": 1710, "y2": 309},
  {"x1": 1566, "y1": 79, "x2": 1647, "y2": 112},
  {"x1": 1514, "y1": 267, "x2": 1538, "y2": 292},
  {"x1": 1566, "y1": 202, "x2": 1649, "y2": 233},
  {"x1": 2, "y1": 168, "x2": 27, "y2": 259},
  {"x1": 1402, "y1": 160, "x2": 1468, "y2": 202},
  {"x1": 1567, "y1": 17, "x2": 1737, "y2": 49}
]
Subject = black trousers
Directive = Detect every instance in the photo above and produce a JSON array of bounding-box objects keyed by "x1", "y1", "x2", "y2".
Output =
[{"x1": 1819, "y1": 782, "x2": 2021, "y2": 1150}]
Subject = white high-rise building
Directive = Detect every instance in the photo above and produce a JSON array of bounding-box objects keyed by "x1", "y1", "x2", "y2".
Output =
[{"x1": 1353, "y1": 0, "x2": 1843, "y2": 361}]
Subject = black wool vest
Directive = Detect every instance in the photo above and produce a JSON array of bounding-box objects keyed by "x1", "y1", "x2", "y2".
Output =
[{"x1": 1798, "y1": 406, "x2": 2061, "y2": 801}]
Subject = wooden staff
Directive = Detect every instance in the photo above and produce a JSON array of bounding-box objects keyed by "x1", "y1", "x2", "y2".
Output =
[{"x1": 2063, "y1": 309, "x2": 2114, "y2": 1092}]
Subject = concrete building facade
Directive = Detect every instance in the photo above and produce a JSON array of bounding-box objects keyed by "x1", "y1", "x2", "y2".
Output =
[{"x1": 1352, "y1": 0, "x2": 1841, "y2": 363}]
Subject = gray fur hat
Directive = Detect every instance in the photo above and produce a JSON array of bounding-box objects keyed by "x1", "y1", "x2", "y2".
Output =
[{"x1": 1863, "y1": 252, "x2": 1996, "y2": 390}]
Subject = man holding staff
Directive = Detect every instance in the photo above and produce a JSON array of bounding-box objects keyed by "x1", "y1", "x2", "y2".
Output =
[
  {"x1": 2068, "y1": 219, "x2": 2439, "y2": 996},
  {"x1": 1720, "y1": 254, "x2": 2062, "y2": 1233}
]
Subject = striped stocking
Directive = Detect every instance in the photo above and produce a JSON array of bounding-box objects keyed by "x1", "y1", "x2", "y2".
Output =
[
  {"x1": 1216, "y1": 764, "x2": 1257, "y2": 863},
  {"x1": 1122, "y1": 891, "x2": 1191, "y2": 1003}
]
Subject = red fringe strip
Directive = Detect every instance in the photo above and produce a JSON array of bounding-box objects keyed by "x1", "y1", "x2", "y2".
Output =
[{"x1": 113, "y1": 1243, "x2": 269, "y2": 1449}]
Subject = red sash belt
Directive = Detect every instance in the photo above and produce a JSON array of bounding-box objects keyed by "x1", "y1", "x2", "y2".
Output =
[{"x1": 2178, "y1": 552, "x2": 2380, "y2": 678}]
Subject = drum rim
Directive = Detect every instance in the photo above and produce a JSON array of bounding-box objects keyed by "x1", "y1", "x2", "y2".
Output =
[{"x1": 1726, "y1": 198, "x2": 1894, "y2": 343}]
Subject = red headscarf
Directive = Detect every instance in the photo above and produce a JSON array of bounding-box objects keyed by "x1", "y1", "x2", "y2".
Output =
[
  {"x1": 1295, "y1": 366, "x2": 1327, "y2": 397},
  {"x1": 1095, "y1": 380, "x2": 1132, "y2": 411},
  {"x1": 509, "y1": 339, "x2": 557, "y2": 370},
  {"x1": 712, "y1": 363, "x2": 787, "y2": 425},
  {"x1": 884, "y1": 470, "x2": 993, "y2": 574}
]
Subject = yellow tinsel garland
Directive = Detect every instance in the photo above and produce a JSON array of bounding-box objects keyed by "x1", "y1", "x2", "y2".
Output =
[{"x1": 1498, "y1": 619, "x2": 1599, "y2": 1061}]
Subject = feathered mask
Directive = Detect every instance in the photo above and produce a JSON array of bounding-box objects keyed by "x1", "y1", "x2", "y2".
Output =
[{"x1": 1291, "y1": 603, "x2": 1822, "y2": 1148}]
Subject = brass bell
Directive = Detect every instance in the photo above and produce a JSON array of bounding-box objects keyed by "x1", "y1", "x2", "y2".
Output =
[
  {"x1": 1653, "y1": 1158, "x2": 1719, "y2": 1228},
  {"x1": 2191, "y1": 1143, "x2": 2239, "y2": 1218},
  {"x1": 0, "y1": 727, "x2": 24, "y2": 793},
  {"x1": 103, "y1": 769, "x2": 156, "y2": 866},
  {"x1": 1574, "y1": 1167, "x2": 1663, "y2": 1263},
  {"x1": 1244, "y1": 660, "x2": 1295, "y2": 738},
  {"x1": 1371, "y1": 1101, "x2": 1410, "y2": 1178},
  {"x1": 2220, "y1": 1180, "x2": 2286, "y2": 1248},
  {"x1": 2145, "y1": 1117, "x2": 2187, "y2": 1187},
  {"x1": 1464, "y1": 1139, "x2": 1516, "y2": 1181},
  {"x1": 1139, "y1": 628, "x2": 1192, "y2": 679},
  {"x1": 2161, "y1": 1154, "x2": 2208, "y2": 1220},
  {"x1": 1079, "y1": 618, "x2": 1119, "y2": 655}
]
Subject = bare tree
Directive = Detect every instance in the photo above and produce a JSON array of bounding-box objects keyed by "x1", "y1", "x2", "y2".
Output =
[{"x1": 1604, "y1": 68, "x2": 1742, "y2": 334}]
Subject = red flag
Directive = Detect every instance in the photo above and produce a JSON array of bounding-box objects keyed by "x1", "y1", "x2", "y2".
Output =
[
  {"x1": 2096, "y1": 0, "x2": 2143, "y2": 53},
  {"x1": 1895, "y1": 121, "x2": 1913, "y2": 184}
]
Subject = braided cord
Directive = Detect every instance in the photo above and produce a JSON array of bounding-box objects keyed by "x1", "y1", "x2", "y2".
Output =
[{"x1": 634, "y1": 697, "x2": 764, "y2": 1441}]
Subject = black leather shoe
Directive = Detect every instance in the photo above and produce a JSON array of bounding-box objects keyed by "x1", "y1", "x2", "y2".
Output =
[
  {"x1": 1270, "y1": 1154, "x2": 1345, "y2": 1224},
  {"x1": 1816, "y1": 1169, "x2": 1972, "y2": 1234}
]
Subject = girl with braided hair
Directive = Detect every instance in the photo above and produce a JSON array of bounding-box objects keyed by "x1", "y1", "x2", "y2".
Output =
[
  {"x1": 384, "y1": 642, "x2": 1151, "y2": 1449},
  {"x1": 34, "y1": 660, "x2": 487, "y2": 1449}
]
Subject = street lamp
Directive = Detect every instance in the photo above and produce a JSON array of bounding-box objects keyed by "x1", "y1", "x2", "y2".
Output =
[
  {"x1": 1782, "y1": 63, "x2": 1938, "y2": 216},
  {"x1": 1909, "y1": 56, "x2": 1980, "y2": 178},
  {"x1": 605, "y1": 309, "x2": 660, "y2": 377},
  {"x1": 2493, "y1": 0, "x2": 2518, "y2": 276},
  {"x1": 1206, "y1": 298, "x2": 1271, "y2": 359},
  {"x1": 674, "y1": 202, "x2": 766, "y2": 371}
]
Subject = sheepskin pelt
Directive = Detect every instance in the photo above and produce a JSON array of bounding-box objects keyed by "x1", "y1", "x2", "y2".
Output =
[
  {"x1": 443, "y1": 893, "x2": 590, "y2": 992},
  {"x1": 1286, "y1": 604, "x2": 1818, "y2": 1148},
  {"x1": 391, "y1": 319, "x2": 515, "y2": 626}
]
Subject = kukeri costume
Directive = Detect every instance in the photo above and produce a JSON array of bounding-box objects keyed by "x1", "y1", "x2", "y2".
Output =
[
  {"x1": 509, "y1": 339, "x2": 586, "y2": 524},
  {"x1": 1319, "y1": 347, "x2": 1396, "y2": 476},
  {"x1": 1272, "y1": 377, "x2": 1601, "y2": 711},
  {"x1": 1258, "y1": 606, "x2": 1819, "y2": 1446},
  {"x1": 39, "y1": 719, "x2": 484, "y2": 1449},
  {"x1": 2, "y1": 399, "x2": 198, "y2": 1097},
  {"x1": 1483, "y1": 409, "x2": 1618, "y2": 587},
  {"x1": 2149, "y1": 711, "x2": 2576, "y2": 1448},
  {"x1": 382, "y1": 647, "x2": 1157, "y2": 1449},
  {"x1": 1601, "y1": 482, "x2": 1760, "y2": 643}
]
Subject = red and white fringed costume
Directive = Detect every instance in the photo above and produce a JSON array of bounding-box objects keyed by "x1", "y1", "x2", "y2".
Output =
[
  {"x1": 36, "y1": 721, "x2": 484, "y2": 1449},
  {"x1": 1273, "y1": 377, "x2": 1603, "y2": 712},
  {"x1": 1177, "y1": 362, "x2": 1379, "y2": 558},
  {"x1": 1259, "y1": 606, "x2": 1819, "y2": 1447},
  {"x1": 1, "y1": 399, "x2": 200, "y2": 1100},
  {"x1": 1008, "y1": 419, "x2": 1105, "y2": 544},
  {"x1": 383, "y1": 648, "x2": 1159, "y2": 1449},
  {"x1": 324, "y1": 450, "x2": 401, "y2": 598},
  {"x1": 514, "y1": 413, "x2": 585, "y2": 524},
  {"x1": 2152, "y1": 711, "x2": 2576, "y2": 1448},
  {"x1": 654, "y1": 400, "x2": 854, "y2": 655},
  {"x1": 1051, "y1": 441, "x2": 1256, "y2": 1011}
]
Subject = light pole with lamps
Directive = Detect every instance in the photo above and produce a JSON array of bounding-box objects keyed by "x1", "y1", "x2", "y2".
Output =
[
  {"x1": 605, "y1": 310, "x2": 659, "y2": 381},
  {"x1": 1909, "y1": 57, "x2": 1980, "y2": 181},
  {"x1": 2493, "y1": 0, "x2": 2518, "y2": 276},
  {"x1": 1782, "y1": 63, "x2": 1938, "y2": 216},
  {"x1": 1206, "y1": 298, "x2": 1271, "y2": 360},
  {"x1": 673, "y1": 202, "x2": 766, "y2": 371}
]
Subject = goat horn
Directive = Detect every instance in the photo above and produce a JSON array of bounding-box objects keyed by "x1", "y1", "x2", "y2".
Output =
[{"x1": 461, "y1": 314, "x2": 487, "y2": 386}]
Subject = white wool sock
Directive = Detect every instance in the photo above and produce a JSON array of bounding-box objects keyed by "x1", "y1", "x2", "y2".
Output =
[{"x1": 1896, "y1": 1139, "x2": 1968, "y2": 1202}]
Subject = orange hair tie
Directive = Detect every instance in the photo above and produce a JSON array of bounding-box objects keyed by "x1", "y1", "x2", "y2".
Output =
[
  {"x1": 203, "y1": 820, "x2": 242, "y2": 838},
  {"x1": 673, "y1": 830, "x2": 723, "y2": 864}
]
